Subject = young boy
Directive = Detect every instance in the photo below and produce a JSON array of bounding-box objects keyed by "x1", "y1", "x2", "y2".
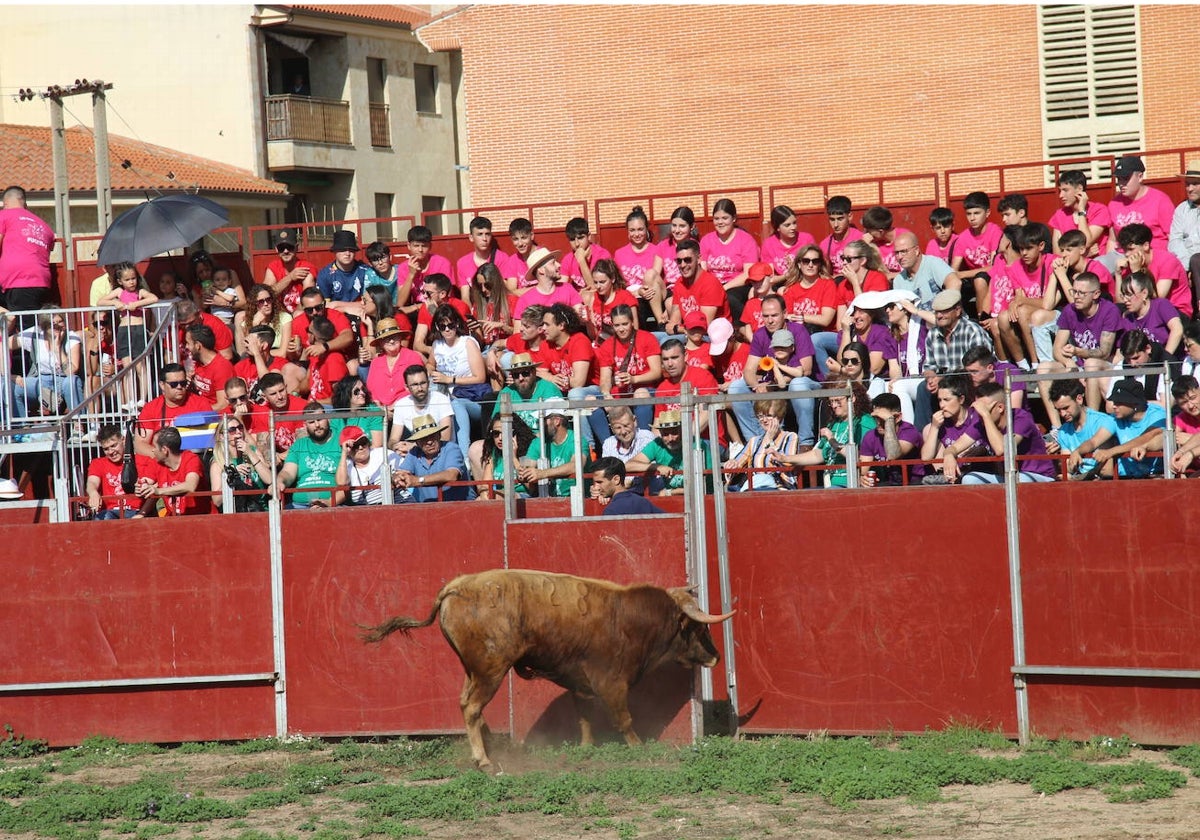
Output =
[
  {"x1": 819, "y1": 195, "x2": 862, "y2": 273},
  {"x1": 1168, "y1": 375, "x2": 1200, "y2": 474},
  {"x1": 395, "y1": 226, "x2": 453, "y2": 312},
  {"x1": 559, "y1": 216, "x2": 612, "y2": 291},
  {"x1": 997, "y1": 194, "x2": 1030, "y2": 227},
  {"x1": 860, "y1": 205, "x2": 911, "y2": 278},
  {"x1": 1049, "y1": 170, "x2": 1111, "y2": 257},
  {"x1": 997, "y1": 223, "x2": 1057, "y2": 368},
  {"x1": 682, "y1": 311, "x2": 713, "y2": 372},
  {"x1": 925, "y1": 207, "x2": 959, "y2": 261},
  {"x1": 363, "y1": 240, "x2": 399, "y2": 301},
  {"x1": 454, "y1": 216, "x2": 509, "y2": 294},
  {"x1": 955, "y1": 191, "x2": 1003, "y2": 312},
  {"x1": 501, "y1": 217, "x2": 537, "y2": 293}
]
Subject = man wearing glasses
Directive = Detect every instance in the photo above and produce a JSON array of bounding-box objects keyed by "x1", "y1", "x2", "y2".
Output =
[
  {"x1": 263, "y1": 229, "x2": 318, "y2": 314},
  {"x1": 891, "y1": 231, "x2": 961, "y2": 311},
  {"x1": 289, "y1": 287, "x2": 356, "y2": 371},
  {"x1": 134, "y1": 362, "x2": 212, "y2": 455},
  {"x1": 665, "y1": 239, "x2": 730, "y2": 335},
  {"x1": 390, "y1": 364, "x2": 454, "y2": 455},
  {"x1": 1039, "y1": 271, "x2": 1121, "y2": 415}
]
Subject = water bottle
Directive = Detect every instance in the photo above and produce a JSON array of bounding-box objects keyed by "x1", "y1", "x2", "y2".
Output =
[{"x1": 537, "y1": 455, "x2": 552, "y2": 497}]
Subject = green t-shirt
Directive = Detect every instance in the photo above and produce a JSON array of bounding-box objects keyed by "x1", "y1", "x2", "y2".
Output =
[
  {"x1": 329, "y1": 413, "x2": 384, "y2": 443},
  {"x1": 284, "y1": 435, "x2": 343, "y2": 506},
  {"x1": 492, "y1": 380, "x2": 563, "y2": 439},
  {"x1": 526, "y1": 430, "x2": 578, "y2": 497},
  {"x1": 815, "y1": 415, "x2": 877, "y2": 488},
  {"x1": 638, "y1": 438, "x2": 711, "y2": 490}
]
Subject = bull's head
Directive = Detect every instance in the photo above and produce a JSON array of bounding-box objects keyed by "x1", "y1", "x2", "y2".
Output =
[{"x1": 667, "y1": 587, "x2": 735, "y2": 669}]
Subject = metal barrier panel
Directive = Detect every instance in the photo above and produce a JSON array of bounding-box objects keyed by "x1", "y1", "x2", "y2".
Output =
[
  {"x1": 281, "y1": 503, "x2": 513, "y2": 736},
  {"x1": 728, "y1": 486, "x2": 1017, "y2": 736},
  {"x1": 503, "y1": 513, "x2": 694, "y2": 748},
  {"x1": 0, "y1": 515, "x2": 275, "y2": 746},
  {"x1": 1016, "y1": 480, "x2": 1200, "y2": 744}
]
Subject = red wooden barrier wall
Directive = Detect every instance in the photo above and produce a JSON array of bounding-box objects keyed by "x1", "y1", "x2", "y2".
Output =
[{"x1": 4, "y1": 482, "x2": 1200, "y2": 748}]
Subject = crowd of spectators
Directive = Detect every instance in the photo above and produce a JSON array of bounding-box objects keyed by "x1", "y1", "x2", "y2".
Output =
[{"x1": 5, "y1": 157, "x2": 1200, "y2": 515}]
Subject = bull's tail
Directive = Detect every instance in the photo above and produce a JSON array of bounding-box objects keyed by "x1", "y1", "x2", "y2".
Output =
[{"x1": 359, "y1": 587, "x2": 453, "y2": 643}]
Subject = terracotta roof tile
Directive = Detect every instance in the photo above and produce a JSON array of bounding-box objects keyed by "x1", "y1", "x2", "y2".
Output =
[
  {"x1": 290, "y1": 4, "x2": 432, "y2": 28},
  {"x1": 0, "y1": 124, "x2": 288, "y2": 197}
]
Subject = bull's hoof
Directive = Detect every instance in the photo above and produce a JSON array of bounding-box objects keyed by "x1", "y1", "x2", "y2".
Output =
[{"x1": 475, "y1": 759, "x2": 503, "y2": 776}]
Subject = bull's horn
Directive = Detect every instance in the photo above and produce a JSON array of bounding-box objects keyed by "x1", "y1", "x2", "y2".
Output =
[{"x1": 680, "y1": 602, "x2": 736, "y2": 624}]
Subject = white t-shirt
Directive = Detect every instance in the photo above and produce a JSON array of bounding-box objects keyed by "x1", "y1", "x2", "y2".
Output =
[
  {"x1": 17, "y1": 326, "x2": 82, "y2": 377},
  {"x1": 391, "y1": 391, "x2": 454, "y2": 438},
  {"x1": 345, "y1": 447, "x2": 403, "y2": 505}
]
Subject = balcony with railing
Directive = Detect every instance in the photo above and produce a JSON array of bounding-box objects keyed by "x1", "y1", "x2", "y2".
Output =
[
  {"x1": 265, "y1": 95, "x2": 351, "y2": 145},
  {"x1": 369, "y1": 103, "x2": 390, "y2": 148}
]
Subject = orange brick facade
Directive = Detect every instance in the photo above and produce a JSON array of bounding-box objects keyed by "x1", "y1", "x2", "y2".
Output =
[{"x1": 421, "y1": 4, "x2": 1198, "y2": 216}]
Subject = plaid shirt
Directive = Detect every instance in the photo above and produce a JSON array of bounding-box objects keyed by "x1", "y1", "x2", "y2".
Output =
[{"x1": 923, "y1": 317, "x2": 993, "y2": 373}]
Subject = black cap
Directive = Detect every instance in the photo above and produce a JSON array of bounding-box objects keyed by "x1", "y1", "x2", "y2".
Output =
[
  {"x1": 1113, "y1": 155, "x2": 1146, "y2": 178},
  {"x1": 1109, "y1": 379, "x2": 1147, "y2": 411}
]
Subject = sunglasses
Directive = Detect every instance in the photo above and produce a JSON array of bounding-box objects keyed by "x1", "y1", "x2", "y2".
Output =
[
  {"x1": 490, "y1": 429, "x2": 504, "y2": 438},
  {"x1": 436, "y1": 322, "x2": 456, "y2": 331},
  {"x1": 164, "y1": 380, "x2": 188, "y2": 388},
  {"x1": 255, "y1": 298, "x2": 273, "y2": 306},
  {"x1": 351, "y1": 388, "x2": 366, "y2": 396},
  {"x1": 277, "y1": 244, "x2": 296, "y2": 252},
  {"x1": 303, "y1": 304, "x2": 325, "y2": 315},
  {"x1": 512, "y1": 369, "x2": 536, "y2": 378},
  {"x1": 799, "y1": 257, "x2": 821, "y2": 265},
  {"x1": 675, "y1": 256, "x2": 696, "y2": 264},
  {"x1": 229, "y1": 394, "x2": 251, "y2": 403},
  {"x1": 351, "y1": 440, "x2": 369, "y2": 450},
  {"x1": 841, "y1": 357, "x2": 862, "y2": 365}
]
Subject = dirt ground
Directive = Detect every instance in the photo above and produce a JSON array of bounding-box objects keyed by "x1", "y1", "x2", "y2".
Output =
[{"x1": 8, "y1": 746, "x2": 1200, "y2": 839}]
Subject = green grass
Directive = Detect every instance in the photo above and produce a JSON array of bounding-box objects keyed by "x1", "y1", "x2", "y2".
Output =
[{"x1": 0, "y1": 726, "x2": 1194, "y2": 838}]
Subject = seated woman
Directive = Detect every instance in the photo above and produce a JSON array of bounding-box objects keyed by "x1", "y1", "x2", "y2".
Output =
[
  {"x1": 919, "y1": 375, "x2": 988, "y2": 484},
  {"x1": 723, "y1": 399, "x2": 800, "y2": 491},
  {"x1": 235, "y1": 284, "x2": 292, "y2": 359},
  {"x1": 209, "y1": 416, "x2": 272, "y2": 512},
  {"x1": 466, "y1": 262, "x2": 516, "y2": 360},
  {"x1": 475, "y1": 414, "x2": 536, "y2": 500},
  {"x1": 365, "y1": 315, "x2": 421, "y2": 409},
  {"x1": 328, "y1": 375, "x2": 386, "y2": 448},
  {"x1": 335, "y1": 425, "x2": 403, "y2": 505},
  {"x1": 428, "y1": 304, "x2": 492, "y2": 457},
  {"x1": 593, "y1": 303, "x2": 661, "y2": 437},
  {"x1": 1119, "y1": 271, "x2": 1183, "y2": 357},
  {"x1": 769, "y1": 378, "x2": 875, "y2": 488}
]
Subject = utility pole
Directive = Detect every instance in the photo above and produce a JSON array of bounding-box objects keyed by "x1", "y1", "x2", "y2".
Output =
[{"x1": 17, "y1": 79, "x2": 114, "y2": 272}]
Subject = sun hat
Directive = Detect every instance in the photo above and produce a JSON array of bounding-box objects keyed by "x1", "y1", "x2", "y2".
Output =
[
  {"x1": 406, "y1": 414, "x2": 443, "y2": 441},
  {"x1": 0, "y1": 478, "x2": 21, "y2": 501},
  {"x1": 370, "y1": 316, "x2": 412, "y2": 346},
  {"x1": 508, "y1": 352, "x2": 538, "y2": 370},
  {"x1": 524, "y1": 247, "x2": 562, "y2": 281},
  {"x1": 653, "y1": 409, "x2": 682, "y2": 429}
]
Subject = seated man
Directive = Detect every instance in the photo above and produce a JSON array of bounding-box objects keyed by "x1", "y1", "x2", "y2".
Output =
[
  {"x1": 135, "y1": 426, "x2": 212, "y2": 516},
  {"x1": 390, "y1": 364, "x2": 454, "y2": 455},
  {"x1": 590, "y1": 456, "x2": 665, "y2": 515},
  {"x1": 626, "y1": 409, "x2": 712, "y2": 497},
  {"x1": 135, "y1": 362, "x2": 213, "y2": 456},
  {"x1": 1168, "y1": 375, "x2": 1200, "y2": 475},
  {"x1": 1069, "y1": 380, "x2": 1166, "y2": 479},
  {"x1": 185, "y1": 323, "x2": 235, "y2": 410},
  {"x1": 1037, "y1": 269, "x2": 1120, "y2": 418},
  {"x1": 858, "y1": 393, "x2": 925, "y2": 486},
  {"x1": 394, "y1": 413, "x2": 469, "y2": 502},
  {"x1": 235, "y1": 325, "x2": 306, "y2": 396},
  {"x1": 85, "y1": 423, "x2": 156, "y2": 519},
  {"x1": 1046, "y1": 378, "x2": 1117, "y2": 480},
  {"x1": 963, "y1": 345, "x2": 1027, "y2": 410},
  {"x1": 951, "y1": 382, "x2": 1056, "y2": 484},
  {"x1": 275, "y1": 402, "x2": 344, "y2": 509},
  {"x1": 516, "y1": 399, "x2": 579, "y2": 498}
]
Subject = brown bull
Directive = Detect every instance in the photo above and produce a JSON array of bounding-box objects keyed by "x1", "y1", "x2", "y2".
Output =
[{"x1": 362, "y1": 568, "x2": 734, "y2": 769}]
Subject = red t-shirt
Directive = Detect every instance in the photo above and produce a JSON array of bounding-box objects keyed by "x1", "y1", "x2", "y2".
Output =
[
  {"x1": 147, "y1": 451, "x2": 211, "y2": 516},
  {"x1": 233, "y1": 354, "x2": 289, "y2": 393},
  {"x1": 833, "y1": 269, "x2": 890, "y2": 309},
  {"x1": 307, "y1": 352, "x2": 350, "y2": 402},
  {"x1": 655, "y1": 366, "x2": 726, "y2": 448},
  {"x1": 713, "y1": 343, "x2": 751, "y2": 385},
  {"x1": 505, "y1": 334, "x2": 557, "y2": 372},
  {"x1": 739, "y1": 298, "x2": 766, "y2": 333},
  {"x1": 416, "y1": 297, "x2": 473, "y2": 329},
  {"x1": 87, "y1": 454, "x2": 158, "y2": 511},
  {"x1": 191, "y1": 354, "x2": 236, "y2": 406},
  {"x1": 471, "y1": 294, "x2": 519, "y2": 345},
  {"x1": 594, "y1": 330, "x2": 662, "y2": 395},
  {"x1": 291, "y1": 307, "x2": 353, "y2": 350},
  {"x1": 686, "y1": 344, "x2": 713, "y2": 373},
  {"x1": 783, "y1": 278, "x2": 839, "y2": 318},
  {"x1": 220, "y1": 404, "x2": 271, "y2": 436},
  {"x1": 549, "y1": 332, "x2": 597, "y2": 386},
  {"x1": 267, "y1": 395, "x2": 310, "y2": 454},
  {"x1": 588, "y1": 289, "x2": 639, "y2": 339},
  {"x1": 266, "y1": 256, "x2": 320, "y2": 313},
  {"x1": 673, "y1": 270, "x2": 731, "y2": 322},
  {"x1": 137, "y1": 393, "x2": 214, "y2": 432}
]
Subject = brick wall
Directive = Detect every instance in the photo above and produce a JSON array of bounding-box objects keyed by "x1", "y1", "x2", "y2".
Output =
[
  {"x1": 421, "y1": 4, "x2": 1197, "y2": 214},
  {"x1": 1140, "y1": 5, "x2": 1200, "y2": 165}
]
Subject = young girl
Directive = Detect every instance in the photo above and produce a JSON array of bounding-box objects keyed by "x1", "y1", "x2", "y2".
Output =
[
  {"x1": 202, "y1": 267, "x2": 245, "y2": 327},
  {"x1": 656, "y1": 205, "x2": 698, "y2": 291},
  {"x1": 466, "y1": 262, "x2": 516, "y2": 350},
  {"x1": 614, "y1": 205, "x2": 668, "y2": 328},
  {"x1": 700, "y1": 198, "x2": 760, "y2": 291},
  {"x1": 760, "y1": 204, "x2": 816, "y2": 278},
  {"x1": 98, "y1": 262, "x2": 159, "y2": 406}
]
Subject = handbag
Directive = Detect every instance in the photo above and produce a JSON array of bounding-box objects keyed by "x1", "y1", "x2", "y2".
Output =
[
  {"x1": 119, "y1": 419, "x2": 139, "y2": 494},
  {"x1": 452, "y1": 381, "x2": 494, "y2": 402}
]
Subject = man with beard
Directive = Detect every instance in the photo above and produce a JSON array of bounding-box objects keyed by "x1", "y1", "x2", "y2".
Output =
[{"x1": 276, "y1": 402, "x2": 344, "y2": 508}]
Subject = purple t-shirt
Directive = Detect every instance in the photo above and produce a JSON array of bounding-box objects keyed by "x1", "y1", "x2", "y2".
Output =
[
  {"x1": 1124, "y1": 297, "x2": 1179, "y2": 346},
  {"x1": 991, "y1": 361, "x2": 1028, "y2": 396},
  {"x1": 1056, "y1": 299, "x2": 1122, "y2": 363},
  {"x1": 860, "y1": 419, "x2": 926, "y2": 483},
  {"x1": 960, "y1": 407, "x2": 1055, "y2": 478},
  {"x1": 940, "y1": 409, "x2": 984, "y2": 452},
  {"x1": 749, "y1": 322, "x2": 816, "y2": 368},
  {"x1": 858, "y1": 323, "x2": 899, "y2": 366}
]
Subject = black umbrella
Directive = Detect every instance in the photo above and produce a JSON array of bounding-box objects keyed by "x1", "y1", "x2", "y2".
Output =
[{"x1": 96, "y1": 194, "x2": 230, "y2": 266}]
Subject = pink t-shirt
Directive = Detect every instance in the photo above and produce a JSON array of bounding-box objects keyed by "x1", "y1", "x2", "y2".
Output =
[
  {"x1": 0, "y1": 206, "x2": 54, "y2": 290},
  {"x1": 820, "y1": 228, "x2": 863, "y2": 274},
  {"x1": 1148, "y1": 248, "x2": 1193, "y2": 318},
  {"x1": 956, "y1": 222, "x2": 1003, "y2": 270},
  {"x1": 501, "y1": 251, "x2": 532, "y2": 286},
  {"x1": 700, "y1": 228, "x2": 760, "y2": 286},
  {"x1": 1109, "y1": 187, "x2": 1175, "y2": 250},
  {"x1": 396, "y1": 253, "x2": 454, "y2": 293},
  {"x1": 760, "y1": 232, "x2": 816, "y2": 277},
  {"x1": 560, "y1": 244, "x2": 613, "y2": 289},
  {"x1": 657, "y1": 238, "x2": 688, "y2": 289},
  {"x1": 511, "y1": 283, "x2": 583, "y2": 319},
  {"x1": 455, "y1": 249, "x2": 510, "y2": 288},
  {"x1": 1048, "y1": 204, "x2": 1113, "y2": 255},
  {"x1": 614, "y1": 242, "x2": 660, "y2": 291},
  {"x1": 1005, "y1": 253, "x2": 1057, "y2": 299},
  {"x1": 874, "y1": 228, "x2": 913, "y2": 275},
  {"x1": 926, "y1": 234, "x2": 960, "y2": 262}
]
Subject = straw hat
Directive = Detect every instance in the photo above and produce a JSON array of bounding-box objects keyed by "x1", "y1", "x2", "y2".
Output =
[
  {"x1": 406, "y1": 414, "x2": 443, "y2": 441},
  {"x1": 370, "y1": 316, "x2": 412, "y2": 346},
  {"x1": 524, "y1": 246, "x2": 562, "y2": 281}
]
